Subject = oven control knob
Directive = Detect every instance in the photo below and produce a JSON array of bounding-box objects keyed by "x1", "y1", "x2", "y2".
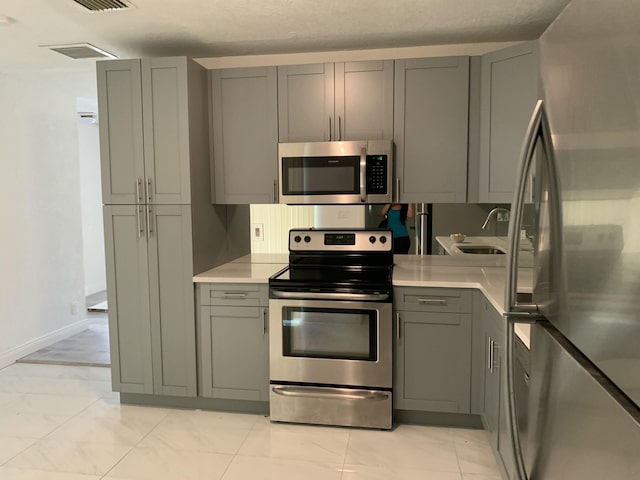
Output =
[
  {"x1": 380, "y1": 236, "x2": 387, "y2": 244},
  {"x1": 369, "y1": 236, "x2": 376, "y2": 244},
  {"x1": 294, "y1": 235, "x2": 301, "y2": 243},
  {"x1": 304, "y1": 235, "x2": 311, "y2": 243}
]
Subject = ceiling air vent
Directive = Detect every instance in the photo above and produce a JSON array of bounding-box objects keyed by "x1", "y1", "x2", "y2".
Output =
[
  {"x1": 71, "y1": 0, "x2": 133, "y2": 12},
  {"x1": 47, "y1": 43, "x2": 117, "y2": 59}
]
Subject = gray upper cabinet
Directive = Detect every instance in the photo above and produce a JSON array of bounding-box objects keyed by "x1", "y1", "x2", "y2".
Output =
[
  {"x1": 98, "y1": 57, "x2": 198, "y2": 205},
  {"x1": 278, "y1": 60, "x2": 394, "y2": 142},
  {"x1": 394, "y1": 56, "x2": 470, "y2": 203},
  {"x1": 478, "y1": 42, "x2": 539, "y2": 203},
  {"x1": 211, "y1": 67, "x2": 279, "y2": 204}
]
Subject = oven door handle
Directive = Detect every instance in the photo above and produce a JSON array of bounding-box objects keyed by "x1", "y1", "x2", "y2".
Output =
[
  {"x1": 270, "y1": 290, "x2": 389, "y2": 301},
  {"x1": 272, "y1": 385, "x2": 390, "y2": 401}
]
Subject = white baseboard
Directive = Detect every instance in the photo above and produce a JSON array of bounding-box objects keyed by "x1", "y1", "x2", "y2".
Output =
[{"x1": 0, "y1": 319, "x2": 90, "y2": 370}]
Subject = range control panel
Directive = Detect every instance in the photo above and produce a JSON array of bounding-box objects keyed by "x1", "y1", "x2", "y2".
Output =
[{"x1": 289, "y1": 229, "x2": 392, "y2": 252}]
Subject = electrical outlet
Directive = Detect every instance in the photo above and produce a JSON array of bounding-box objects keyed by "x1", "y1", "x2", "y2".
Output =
[
  {"x1": 497, "y1": 211, "x2": 510, "y2": 222},
  {"x1": 253, "y1": 223, "x2": 264, "y2": 241}
]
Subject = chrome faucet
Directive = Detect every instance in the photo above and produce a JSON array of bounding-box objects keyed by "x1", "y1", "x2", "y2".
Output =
[{"x1": 481, "y1": 207, "x2": 510, "y2": 230}]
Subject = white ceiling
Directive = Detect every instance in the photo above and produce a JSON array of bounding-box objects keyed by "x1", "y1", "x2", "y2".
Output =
[{"x1": 0, "y1": 0, "x2": 571, "y2": 71}]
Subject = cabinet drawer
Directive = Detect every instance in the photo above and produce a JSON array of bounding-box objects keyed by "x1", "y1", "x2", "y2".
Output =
[
  {"x1": 394, "y1": 287, "x2": 472, "y2": 313},
  {"x1": 200, "y1": 283, "x2": 268, "y2": 306}
]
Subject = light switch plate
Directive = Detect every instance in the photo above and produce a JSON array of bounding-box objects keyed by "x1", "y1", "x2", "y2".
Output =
[{"x1": 253, "y1": 223, "x2": 264, "y2": 241}]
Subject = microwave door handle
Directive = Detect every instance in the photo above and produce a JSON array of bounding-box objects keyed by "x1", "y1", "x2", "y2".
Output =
[{"x1": 360, "y1": 146, "x2": 367, "y2": 203}]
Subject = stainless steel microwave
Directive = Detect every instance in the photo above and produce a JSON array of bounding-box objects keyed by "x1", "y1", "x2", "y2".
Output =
[{"x1": 278, "y1": 140, "x2": 394, "y2": 204}]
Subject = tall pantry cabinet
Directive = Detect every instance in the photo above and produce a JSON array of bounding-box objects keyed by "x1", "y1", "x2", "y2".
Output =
[{"x1": 98, "y1": 57, "x2": 233, "y2": 397}]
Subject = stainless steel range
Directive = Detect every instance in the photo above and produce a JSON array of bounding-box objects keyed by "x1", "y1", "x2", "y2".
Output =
[{"x1": 268, "y1": 228, "x2": 394, "y2": 429}]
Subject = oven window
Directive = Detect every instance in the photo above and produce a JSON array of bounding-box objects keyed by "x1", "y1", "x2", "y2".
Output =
[{"x1": 282, "y1": 307, "x2": 377, "y2": 361}]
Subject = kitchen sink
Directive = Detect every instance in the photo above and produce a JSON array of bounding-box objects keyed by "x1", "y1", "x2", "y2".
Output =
[{"x1": 456, "y1": 245, "x2": 506, "y2": 255}]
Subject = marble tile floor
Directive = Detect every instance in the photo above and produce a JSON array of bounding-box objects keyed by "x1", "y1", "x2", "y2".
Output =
[{"x1": 0, "y1": 363, "x2": 502, "y2": 480}]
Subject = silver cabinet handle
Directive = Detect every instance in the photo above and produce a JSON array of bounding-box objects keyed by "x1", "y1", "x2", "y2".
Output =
[
  {"x1": 272, "y1": 385, "x2": 390, "y2": 401},
  {"x1": 136, "y1": 178, "x2": 143, "y2": 203},
  {"x1": 488, "y1": 337, "x2": 494, "y2": 372},
  {"x1": 146, "y1": 205, "x2": 153, "y2": 236},
  {"x1": 417, "y1": 298, "x2": 447, "y2": 306},
  {"x1": 222, "y1": 292, "x2": 248, "y2": 299},
  {"x1": 146, "y1": 178, "x2": 152, "y2": 203},
  {"x1": 137, "y1": 205, "x2": 145, "y2": 239},
  {"x1": 338, "y1": 116, "x2": 342, "y2": 141},
  {"x1": 360, "y1": 146, "x2": 367, "y2": 203},
  {"x1": 328, "y1": 116, "x2": 332, "y2": 141},
  {"x1": 396, "y1": 312, "x2": 401, "y2": 341},
  {"x1": 273, "y1": 179, "x2": 277, "y2": 203},
  {"x1": 263, "y1": 308, "x2": 268, "y2": 335}
]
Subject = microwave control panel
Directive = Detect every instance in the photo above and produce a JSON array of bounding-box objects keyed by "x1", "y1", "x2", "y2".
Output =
[{"x1": 366, "y1": 155, "x2": 388, "y2": 194}]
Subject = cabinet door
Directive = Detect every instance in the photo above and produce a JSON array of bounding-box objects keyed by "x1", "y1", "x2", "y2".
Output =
[
  {"x1": 141, "y1": 57, "x2": 192, "y2": 205},
  {"x1": 211, "y1": 67, "x2": 279, "y2": 204},
  {"x1": 395, "y1": 310, "x2": 472, "y2": 413},
  {"x1": 97, "y1": 60, "x2": 145, "y2": 205},
  {"x1": 146, "y1": 205, "x2": 197, "y2": 397},
  {"x1": 278, "y1": 63, "x2": 334, "y2": 142},
  {"x1": 103, "y1": 205, "x2": 153, "y2": 394},
  {"x1": 200, "y1": 305, "x2": 269, "y2": 401},
  {"x1": 482, "y1": 315, "x2": 501, "y2": 447},
  {"x1": 394, "y1": 56, "x2": 469, "y2": 203},
  {"x1": 479, "y1": 42, "x2": 539, "y2": 203},
  {"x1": 334, "y1": 60, "x2": 394, "y2": 141}
]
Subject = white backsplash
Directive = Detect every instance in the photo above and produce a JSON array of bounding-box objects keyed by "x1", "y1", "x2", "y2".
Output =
[{"x1": 250, "y1": 204, "x2": 315, "y2": 253}]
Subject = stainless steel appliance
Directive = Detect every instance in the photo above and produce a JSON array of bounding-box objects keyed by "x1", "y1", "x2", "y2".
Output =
[
  {"x1": 504, "y1": 1, "x2": 640, "y2": 478},
  {"x1": 278, "y1": 140, "x2": 393, "y2": 204},
  {"x1": 269, "y1": 228, "x2": 394, "y2": 429}
]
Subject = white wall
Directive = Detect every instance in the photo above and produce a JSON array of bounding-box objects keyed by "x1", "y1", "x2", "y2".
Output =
[
  {"x1": 0, "y1": 67, "x2": 97, "y2": 367},
  {"x1": 76, "y1": 97, "x2": 106, "y2": 296}
]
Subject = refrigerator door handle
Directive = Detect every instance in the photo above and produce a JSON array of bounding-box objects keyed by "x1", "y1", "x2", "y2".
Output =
[
  {"x1": 504, "y1": 99, "x2": 546, "y2": 480},
  {"x1": 505, "y1": 99, "x2": 560, "y2": 315},
  {"x1": 504, "y1": 99, "x2": 563, "y2": 480},
  {"x1": 506, "y1": 100, "x2": 542, "y2": 314}
]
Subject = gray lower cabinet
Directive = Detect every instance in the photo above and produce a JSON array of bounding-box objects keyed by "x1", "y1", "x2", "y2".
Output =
[
  {"x1": 475, "y1": 292, "x2": 516, "y2": 480},
  {"x1": 393, "y1": 287, "x2": 473, "y2": 413},
  {"x1": 277, "y1": 60, "x2": 394, "y2": 142},
  {"x1": 210, "y1": 67, "x2": 279, "y2": 204},
  {"x1": 104, "y1": 204, "x2": 197, "y2": 397},
  {"x1": 478, "y1": 41, "x2": 539, "y2": 203},
  {"x1": 198, "y1": 283, "x2": 269, "y2": 401},
  {"x1": 393, "y1": 56, "x2": 470, "y2": 203}
]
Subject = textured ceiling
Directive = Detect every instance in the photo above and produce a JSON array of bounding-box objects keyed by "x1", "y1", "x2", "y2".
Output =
[{"x1": 0, "y1": 0, "x2": 572, "y2": 70}]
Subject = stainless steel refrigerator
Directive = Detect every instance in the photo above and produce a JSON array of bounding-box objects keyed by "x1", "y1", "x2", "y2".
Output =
[{"x1": 504, "y1": 0, "x2": 640, "y2": 479}]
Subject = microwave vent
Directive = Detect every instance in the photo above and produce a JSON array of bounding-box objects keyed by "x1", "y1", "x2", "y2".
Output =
[{"x1": 71, "y1": 0, "x2": 133, "y2": 12}]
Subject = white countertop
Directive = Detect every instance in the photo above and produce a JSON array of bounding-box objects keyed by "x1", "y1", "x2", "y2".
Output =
[
  {"x1": 194, "y1": 254, "x2": 287, "y2": 283},
  {"x1": 193, "y1": 253, "x2": 532, "y2": 347}
]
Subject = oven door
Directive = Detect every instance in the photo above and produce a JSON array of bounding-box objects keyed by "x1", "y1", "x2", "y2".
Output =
[{"x1": 269, "y1": 298, "x2": 392, "y2": 389}]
